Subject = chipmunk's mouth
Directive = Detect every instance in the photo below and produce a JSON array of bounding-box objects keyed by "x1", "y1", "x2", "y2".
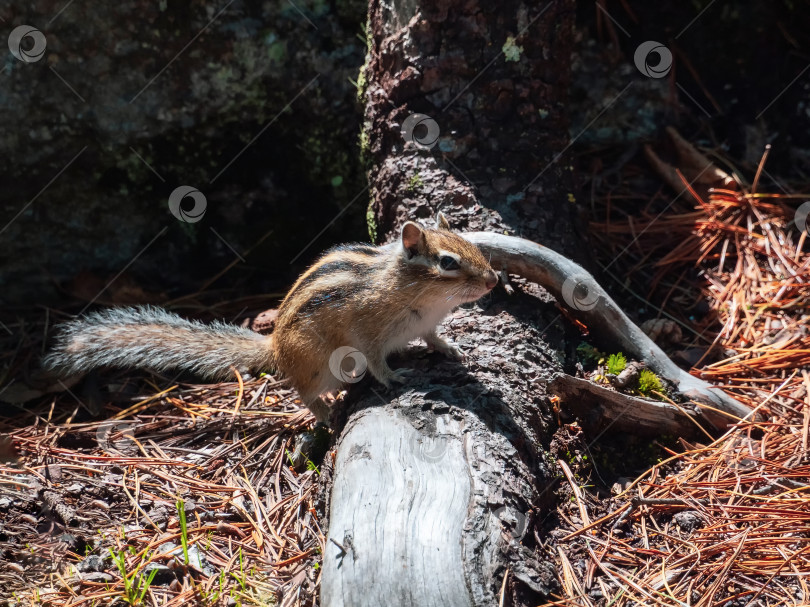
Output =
[
  {"x1": 458, "y1": 284, "x2": 494, "y2": 303},
  {"x1": 469, "y1": 273, "x2": 498, "y2": 300},
  {"x1": 448, "y1": 274, "x2": 498, "y2": 304}
]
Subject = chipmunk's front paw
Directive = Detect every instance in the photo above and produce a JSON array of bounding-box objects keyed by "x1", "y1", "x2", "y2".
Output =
[
  {"x1": 425, "y1": 333, "x2": 465, "y2": 361},
  {"x1": 432, "y1": 340, "x2": 465, "y2": 361},
  {"x1": 440, "y1": 343, "x2": 465, "y2": 361}
]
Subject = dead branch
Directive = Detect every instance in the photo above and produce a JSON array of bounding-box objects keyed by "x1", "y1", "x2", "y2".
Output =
[
  {"x1": 548, "y1": 374, "x2": 699, "y2": 436},
  {"x1": 464, "y1": 232, "x2": 753, "y2": 429}
]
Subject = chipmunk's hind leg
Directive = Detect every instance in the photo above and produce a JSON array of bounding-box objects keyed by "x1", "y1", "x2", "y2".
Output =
[
  {"x1": 305, "y1": 397, "x2": 332, "y2": 424},
  {"x1": 296, "y1": 371, "x2": 342, "y2": 424}
]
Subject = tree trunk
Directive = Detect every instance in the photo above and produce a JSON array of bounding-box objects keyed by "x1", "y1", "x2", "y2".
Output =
[{"x1": 322, "y1": 0, "x2": 577, "y2": 605}]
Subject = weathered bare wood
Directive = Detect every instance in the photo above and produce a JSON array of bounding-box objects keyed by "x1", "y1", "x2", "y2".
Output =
[
  {"x1": 322, "y1": 408, "x2": 472, "y2": 607},
  {"x1": 549, "y1": 374, "x2": 699, "y2": 437},
  {"x1": 464, "y1": 232, "x2": 753, "y2": 429}
]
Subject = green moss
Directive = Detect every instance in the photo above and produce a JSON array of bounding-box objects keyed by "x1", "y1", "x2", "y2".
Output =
[
  {"x1": 117, "y1": 150, "x2": 154, "y2": 185},
  {"x1": 355, "y1": 67, "x2": 368, "y2": 104},
  {"x1": 357, "y1": 13, "x2": 376, "y2": 245},
  {"x1": 502, "y1": 35, "x2": 524, "y2": 62},
  {"x1": 637, "y1": 369, "x2": 664, "y2": 398},
  {"x1": 606, "y1": 352, "x2": 627, "y2": 375},
  {"x1": 267, "y1": 39, "x2": 287, "y2": 63},
  {"x1": 299, "y1": 126, "x2": 354, "y2": 191},
  {"x1": 366, "y1": 203, "x2": 377, "y2": 243},
  {"x1": 358, "y1": 120, "x2": 373, "y2": 179},
  {"x1": 407, "y1": 173, "x2": 424, "y2": 192},
  {"x1": 360, "y1": 15, "x2": 372, "y2": 52},
  {"x1": 354, "y1": 18, "x2": 372, "y2": 104},
  {"x1": 576, "y1": 342, "x2": 603, "y2": 364},
  {"x1": 358, "y1": 127, "x2": 370, "y2": 156}
]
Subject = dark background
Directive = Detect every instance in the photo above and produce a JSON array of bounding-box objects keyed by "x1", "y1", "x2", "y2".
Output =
[{"x1": 1, "y1": 0, "x2": 808, "y2": 310}]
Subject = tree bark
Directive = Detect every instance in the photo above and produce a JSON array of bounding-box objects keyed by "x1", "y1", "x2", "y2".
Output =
[{"x1": 322, "y1": 0, "x2": 577, "y2": 605}]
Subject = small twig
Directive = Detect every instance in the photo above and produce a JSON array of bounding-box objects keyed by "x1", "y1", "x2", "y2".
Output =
[
  {"x1": 750, "y1": 144, "x2": 771, "y2": 195},
  {"x1": 329, "y1": 537, "x2": 348, "y2": 554},
  {"x1": 498, "y1": 567, "x2": 509, "y2": 607},
  {"x1": 498, "y1": 270, "x2": 514, "y2": 295},
  {"x1": 558, "y1": 459, "x2": 591, "y2": 528}
]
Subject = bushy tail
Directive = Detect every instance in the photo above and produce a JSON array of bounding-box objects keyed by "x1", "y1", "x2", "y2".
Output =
[{"x1": 45, "y1": 306, "x2": 274, "y2": 380}]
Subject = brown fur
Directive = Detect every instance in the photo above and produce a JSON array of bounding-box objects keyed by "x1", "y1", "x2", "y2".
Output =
[{"x1": 47, "y1": 215, "x2": 497, "y2": 423}]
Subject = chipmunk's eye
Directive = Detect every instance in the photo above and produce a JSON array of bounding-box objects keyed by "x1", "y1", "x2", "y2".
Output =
[{"x1": 439, "y1": 255, "x2": 460, "y2": 271}]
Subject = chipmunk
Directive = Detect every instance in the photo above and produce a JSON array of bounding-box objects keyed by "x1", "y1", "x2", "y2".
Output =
[{"x1": 45, "y1": 213, "x2": 498, "y2": 423}]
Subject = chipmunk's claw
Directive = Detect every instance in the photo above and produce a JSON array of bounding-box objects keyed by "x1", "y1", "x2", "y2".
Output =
[
  {"x1": 425, "y1": 333, "x2": 465, "y2": 361},
  {"x1": 437, "y1": 342, "x2": 465, "y2": 361}
]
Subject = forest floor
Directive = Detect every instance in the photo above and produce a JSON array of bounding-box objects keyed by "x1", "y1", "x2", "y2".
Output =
[
  {"x1": 0, "y1": 362, "x2": 324, "y2": 606},
  {"x1": 0, "y1": 137, "x2": 808, "y2": 607},
  {"x1": 544, "y1": 136, "x2": 810, "y2": 606}
]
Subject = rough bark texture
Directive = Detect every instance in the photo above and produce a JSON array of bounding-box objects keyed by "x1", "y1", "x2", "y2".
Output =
[
  {"x1": 1, "y1": 0, "x2": 367, "y2": 305},
  {"x1": 322, "y1": 0, "x2": 577, "y2": 605},
  {"x1": 363, "y1": 0, "x2": 579, "y2": 255}
]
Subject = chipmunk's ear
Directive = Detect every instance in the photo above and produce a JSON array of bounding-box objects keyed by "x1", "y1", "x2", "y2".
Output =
[
  {"x1": 401, "y1": 221, "x2": 425, "y2": 259},
  {"x1": 435, "y1": 211, "x2": 451, "y2": 231}
]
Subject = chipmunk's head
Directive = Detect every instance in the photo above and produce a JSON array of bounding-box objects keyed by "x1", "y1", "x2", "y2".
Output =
[{"x1": 400, "y1": 212, "x2": 498, "y2": 304}]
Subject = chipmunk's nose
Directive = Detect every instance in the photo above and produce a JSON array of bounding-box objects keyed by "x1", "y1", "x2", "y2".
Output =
[{"x1": 485, "y1": 271, "x2": 498, "y2": 290}]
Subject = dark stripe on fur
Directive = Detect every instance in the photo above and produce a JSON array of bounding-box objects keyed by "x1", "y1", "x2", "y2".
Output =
[
  {"x1": 296, "y1": 259, "x2": 359, "y2": 291},
  {"x1": 292, "y1": 285, "x2": 355, "y2": 322}
]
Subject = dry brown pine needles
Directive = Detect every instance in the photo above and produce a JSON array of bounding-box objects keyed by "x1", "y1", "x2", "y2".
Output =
[{"x1": 549, "y1": 143, "x2": 810, "y2": 606}]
